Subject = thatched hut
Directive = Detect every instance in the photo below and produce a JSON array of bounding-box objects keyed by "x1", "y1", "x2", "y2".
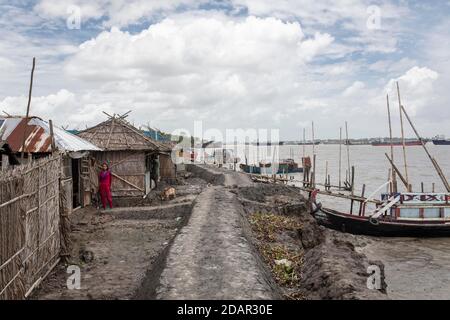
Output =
[{"x1": 78, "y1": 116, "x2": 175, "y2": 198}]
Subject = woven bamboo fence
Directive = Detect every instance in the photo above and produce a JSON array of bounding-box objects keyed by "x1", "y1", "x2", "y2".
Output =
[{"x1": 0, "y1": 154, "x2": 62, "y2": 300}]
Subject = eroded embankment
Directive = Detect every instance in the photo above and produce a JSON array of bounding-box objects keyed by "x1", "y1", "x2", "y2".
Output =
[{"x1": 236, "y1": 183, "x2": 388, "y2": 300}]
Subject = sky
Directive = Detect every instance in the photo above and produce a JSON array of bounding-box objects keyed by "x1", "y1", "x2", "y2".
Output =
[{"x1": 0, "y1": 0, "x2": 449, "y2": 140}]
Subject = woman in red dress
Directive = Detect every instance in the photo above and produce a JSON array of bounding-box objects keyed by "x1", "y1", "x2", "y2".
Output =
[{"x1": 98, "y1": 162, "x2": 113, "y2": 210}]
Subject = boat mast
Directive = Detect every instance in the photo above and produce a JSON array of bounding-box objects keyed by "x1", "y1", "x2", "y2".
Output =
[
  {"x1": 400, "y1": 105, "x2": 450, "y2": 192},
  {"x1": 339, "y1": 127, "x2": 342, "y2": 190},
  {"x1": 386, "y1": 94, "x2": 397, "y2": 193},
  {"x1": 302, "y1": 128, "x2": 306, "y2": 159},
  {"x1": 345, "y1": 121, "x2": 351, "y2": 185},
  {"x1": 397, "y1": 82, "x2": 410, "y2": 191},
  {"x1": 311, "y1": 121, "x2": 316, "y2": 188}
]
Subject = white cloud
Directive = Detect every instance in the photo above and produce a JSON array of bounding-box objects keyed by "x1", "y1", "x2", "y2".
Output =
[
  {"x1": 65, "y1": 15, "x2": 330, "y2": 81},
  {"x1": 343, "y1": 81, "x2": 366, "y2": 97},
  {"x1": 385, "y1": 66, "x2": 439, "y2": 115}
]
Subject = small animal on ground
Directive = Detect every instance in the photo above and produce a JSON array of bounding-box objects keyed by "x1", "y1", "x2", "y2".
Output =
[{"x1": 161, "y1": 187, "x2": 176, "y2": 201}]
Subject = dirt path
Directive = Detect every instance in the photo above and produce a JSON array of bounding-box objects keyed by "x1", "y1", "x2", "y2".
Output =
[{"x1": 156, "y1": 185, "x2": 279, "y2": 300}]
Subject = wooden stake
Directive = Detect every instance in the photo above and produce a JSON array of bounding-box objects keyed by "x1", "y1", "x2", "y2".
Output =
[
  {"x1": 397, "y1": 82, "x2": 410, "y2": 191},
  {"x1": 359, "y1": 184, "x2": 366, "y2": 216},
  {"x1": 387, "y1": 94, "x2": 397, "y2": 193},
  {"x1": 339, "y1": 127, "x2": 342, "y2": 190},
  {"x1": 385, "y1": 153, "x2": 409, "y2": 190},
  {"x1": 345, "y1": 121, "x2": 351, "y2": 184},
  {"x1": 49, "y1": 120, "x2": 56, "y2": 153},
  {"x1": 302, "y1": 128, "x2": 306, "y2": 158},
  {"x1": 400, "y1": 105, "x2": 450, "y2": 192},
  {"x1": 312, "y1": 121, "x2": 316, "y2": 156},
  {"x1": 387, "y1": 169, "x2": 392, "y2": 193},
  {"x1": 312, "y1": 154, "x2": 316, "y2": 188},
  {"x1": 351, "y1": 166, "x2": 355, "y2": 196},
  {"x1": 21, "y1": 57, "x2": 36, "y2": 160}
]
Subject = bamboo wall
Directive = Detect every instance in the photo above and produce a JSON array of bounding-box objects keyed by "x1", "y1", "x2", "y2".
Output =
[
  {"x1": 0, "y1": 154, "x2": 62, "y2": 300},
  {"x1": 160, "y1": 153, "x2": 176, "y2": 182},
  {"x1": 92, "y1": 151, "x2": 146, "y2": 197}
]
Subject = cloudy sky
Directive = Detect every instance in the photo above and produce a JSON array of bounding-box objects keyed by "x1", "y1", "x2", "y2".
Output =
[{"x1": 0, "y1": 0, "x2": 449, "y2": 140}]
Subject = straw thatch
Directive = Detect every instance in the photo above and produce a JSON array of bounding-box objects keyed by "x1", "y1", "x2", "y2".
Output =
[
  {"x1": 0, "y1": 153, "x2": 63, "y2": 300},
  {"x1": 78, "y1": 117, "x2": 171, "y2": 152}
]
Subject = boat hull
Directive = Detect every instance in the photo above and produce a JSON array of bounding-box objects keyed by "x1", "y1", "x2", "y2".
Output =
[
  {"x1": 432, "y1": 140, "x2": 450, "y2": 145},
  {"x1": 314, "y1": 207, "x2": 450, "y2": 237},
  {"x1": 240, "y1": 164, "x2": 303, "y2": 174},
  {"x1": 371, "y1": 141, "x2": 422, "y2": 147}
]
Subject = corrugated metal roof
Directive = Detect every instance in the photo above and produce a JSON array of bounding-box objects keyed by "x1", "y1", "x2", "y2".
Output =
[{"x1": 0, "y1": 116, "x2": 101, "y2": 153}]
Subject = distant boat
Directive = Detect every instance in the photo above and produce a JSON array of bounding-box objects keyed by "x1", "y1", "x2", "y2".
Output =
[
  {"x1": 298, "y1": 141, "x2": 321, "y2": 146},
  {"x1": 371, "y1": 140, "x2": 422, "y2": 146},
  {"x1": 433, "y1": 140, "x2": 450, "y2": 145},
  {"x1": 240, "y1": 159, "x2": 303, "y2": 174},
  {"x1": 432, "y1": 135, "x2": 450, "y2": 145}
]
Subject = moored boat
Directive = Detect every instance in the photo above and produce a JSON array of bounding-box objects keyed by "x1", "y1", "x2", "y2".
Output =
[
  {"x1": 308, "y1": 86, "x2": 450, "y2": 237},
  {"x1": 240, "y1": 158, "x2": 303, "y2": 174},
  {"x1": 312, "y1": 192, "x2": 450, "y2": 237}
]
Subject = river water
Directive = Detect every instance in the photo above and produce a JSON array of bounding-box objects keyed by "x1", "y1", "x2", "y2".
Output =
[{"x1": 229, "y1": 143, "x2": 450, "y2": 299}]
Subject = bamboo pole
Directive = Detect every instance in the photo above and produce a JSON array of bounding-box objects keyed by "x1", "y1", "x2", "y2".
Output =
[
  {"x1": 387, "y1": 169, "x2": 392, "y2": 193},
  {"x1": 359, "y1": 184, "x2": 366, "y2": 216},
  {"x1": 339, "y1": 127, "x2": 342, "y2": 190},
  {"x1": 345, "y1": 121, "x2": 351, "y2": 184},
  {"x1": 21, "y1": 57, "x2": 36, "y2": 160},
  {"x1": 302, "y1": 128, "x2": 306, "y2": 158},
  {"x1": 312, "y1": 154, "x2": 316, "y2": 188},
  {"x1": 397, "y1": 82, "x2": 410, "y2": 191},
  {"x1": 400, "y1": 105, "x2": 450, "y2": 192},
  {"x1": 351, "y1": 166, "x2": 355, "y2": 195},
  {"x1": 385, "y1": 153, "x2": 409, "y2": 189},
  {"x1": 312, "y1": 121, "x2": 315, "y2": 156},
  {"x1": 386, "y1": 94, "x2": 397, "y2": 193},
  {"x1": 49, "y1": 119, "x2": 56, "y2": 153}
]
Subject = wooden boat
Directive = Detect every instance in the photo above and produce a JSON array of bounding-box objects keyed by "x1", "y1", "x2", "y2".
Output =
[
  {"x1": 312, "y1": 192, "x2": 450, "y2": 237},
  {"x1": 308, "y1": 86, "x2": 450, "y2": 237},
  {"x1": 240, "y1": 159, "x2": 303, "y2": 175}
]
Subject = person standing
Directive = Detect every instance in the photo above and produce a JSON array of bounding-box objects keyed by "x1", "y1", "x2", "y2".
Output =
[
  {"x1": 151, "y1": 156, "x2": 160, "y2": 188},
  {"x1": 98, "y1": 162, "x2": 113, "y2": 210}
]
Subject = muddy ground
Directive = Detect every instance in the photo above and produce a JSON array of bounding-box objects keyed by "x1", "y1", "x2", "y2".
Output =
[
  {"x1": 32, "y1": 164, "x2": 388, "y2": 300},
  {"x1": 32, "y1": 177, "x2": 205, "y2": 300}
]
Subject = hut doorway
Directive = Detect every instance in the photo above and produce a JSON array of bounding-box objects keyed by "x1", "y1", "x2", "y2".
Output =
[{"x1": 72, "y1": 158, "x2": 82, "y2": 209}]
